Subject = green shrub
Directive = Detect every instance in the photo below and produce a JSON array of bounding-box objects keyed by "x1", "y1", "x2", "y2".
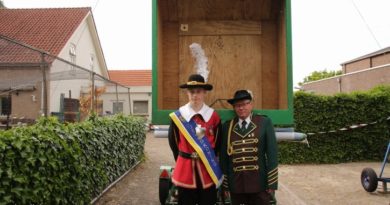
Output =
[
  {"x1": 0, "y1": 115, "x2": 146, "y2": 204},
  {"x1": 279, "y1": 86, "x2": 390, "y2": 164}
]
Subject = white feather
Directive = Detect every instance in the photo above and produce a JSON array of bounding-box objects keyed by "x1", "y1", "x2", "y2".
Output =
[
  {"x1": 189, "y1": 43, "x2": 209, "y2": 82},
  {"x1": 247, "y1": 90, "x2": 254, "y2": 99}
]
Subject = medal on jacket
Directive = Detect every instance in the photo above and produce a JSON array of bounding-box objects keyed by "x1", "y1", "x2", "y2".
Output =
[{"x1": 195, "y1": 124, "x2": 206, "y2": 140}]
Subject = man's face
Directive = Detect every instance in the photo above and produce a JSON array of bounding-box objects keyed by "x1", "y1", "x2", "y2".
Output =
[
  {"x1": 187, "y1": 88, "x2": 206, "y2": 105},
  {"x1": 233, "y1": 99, "x2": 253, "y2": 119}
]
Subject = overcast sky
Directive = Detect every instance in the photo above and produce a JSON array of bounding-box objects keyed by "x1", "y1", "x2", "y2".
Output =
[{"x1": 3, "y1": 0, "x2": 390, "y2": 86}]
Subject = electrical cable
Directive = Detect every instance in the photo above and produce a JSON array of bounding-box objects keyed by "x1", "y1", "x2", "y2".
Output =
[{"x1": 351, "y1": 0, "x2": 382, "y2": 49}]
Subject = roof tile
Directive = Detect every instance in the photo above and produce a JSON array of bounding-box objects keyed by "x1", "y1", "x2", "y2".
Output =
[
  {"x1": 108, "y1": 70, "x2": 152, "y2": 86},
  {"x1": 0, "y1": 8, "x2": 90, "y2": 63}
]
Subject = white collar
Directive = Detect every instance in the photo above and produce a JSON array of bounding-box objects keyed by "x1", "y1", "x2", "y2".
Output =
[
  {"x1": 238, "y1": 115, "x2": 251, "y2": 126},
  {"x1": 179, "y1": 103, "x2": 214, "y2": 122}
]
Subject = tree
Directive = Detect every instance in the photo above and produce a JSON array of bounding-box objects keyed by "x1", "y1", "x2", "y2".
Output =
[
  {"x1": 79, "y1": 86, "x2": 106, "y2": 120},
  {"x1": 0, "y1": 0, "x2": 5, "y2": 8},
  {"x1": 299, "y1": 69, "x2": 342, "y2": 85}
]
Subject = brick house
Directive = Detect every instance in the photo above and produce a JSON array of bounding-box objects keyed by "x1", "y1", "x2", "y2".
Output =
[
  {"x1": 0, "y1": 8, "x2": 108, "y2": 120},
  {"x1": 301, "y1": 47, "x2": 390, "y2": 95},
  {"x1": 101, "y1": 70, "x2": 152, "y2": 121}
]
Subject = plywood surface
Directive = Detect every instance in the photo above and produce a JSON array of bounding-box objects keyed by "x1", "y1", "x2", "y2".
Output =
[
  {"x1": 177, "y1": 0, "x2": 274, "y2": 21},
  {"x1": 278, "y1": 6, "x2": 288, "y2": 109},
  {"x1": 157, "y1": 0, "x2": 287, "y2": 110},
  {"x1": 261, "y1": 20, "x2": 279, "y2": 109},
  {"x1": 162, "y1": 22, "x2": 180, "y2": 109},
  {"x1": 179, "y1": 35, "x2": 262, "y2": 109},
  {"x1": 179, "y1": 20, "x2": 261, "y2": 36}
]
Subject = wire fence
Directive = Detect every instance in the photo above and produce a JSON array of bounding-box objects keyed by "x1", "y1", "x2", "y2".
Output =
[{"x1": 0, "y1": 35, "x2": 133, "y2": 129}]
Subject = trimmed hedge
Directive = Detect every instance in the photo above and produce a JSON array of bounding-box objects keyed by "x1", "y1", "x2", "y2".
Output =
[
  {"x1": 0, "y1": 115, "x2": 146, "y2": 204},
  {"x1": 279, "y1": 86, "x2": 390, "y2": 164}
]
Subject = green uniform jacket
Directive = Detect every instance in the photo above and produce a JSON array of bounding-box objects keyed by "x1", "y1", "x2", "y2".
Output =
[{"x1": 220, "y1": 114, "x2": 278, "y2": 193}]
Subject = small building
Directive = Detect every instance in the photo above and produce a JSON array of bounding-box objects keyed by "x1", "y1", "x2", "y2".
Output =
[
  {"x1": 0, "y1": 8, "x2": 108, "y2": 120},
  {"x1": 301, "y1": 47, "x2": 390, "y2": 95},
  {"x1": 101, "y1": 70, "x2": 152, "y2": 121}
]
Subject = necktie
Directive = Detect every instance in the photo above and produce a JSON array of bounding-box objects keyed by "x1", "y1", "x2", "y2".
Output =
[{"x1": 241, "y1": 120, "x2": 247, "y2": 131}]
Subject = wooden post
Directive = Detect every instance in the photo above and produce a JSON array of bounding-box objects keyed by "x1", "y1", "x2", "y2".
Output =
[
  {"x1": 40, "y1": 53, "x2": 48, "y2": 117},
  {"x1": 115, "y1": 83, "x2": 120, "y2": 113},
  {"x1": 128, "y1": 87, "x2": 132, "y2": 115},
  {"x1": 91, "y1": 72, "x2": 95, "y2": 113},
  {"x1": 5, "y1": 92, "x2": 11, "y2": 130}
]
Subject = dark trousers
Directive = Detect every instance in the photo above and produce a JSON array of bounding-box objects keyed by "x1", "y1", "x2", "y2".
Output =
[
  {"x1": 177, "y1": 167, "x2": 217, "y2": 205},
  {"x1": 178, "y1": 186, "x2": 217, "y2": 205},
  {"x1": 230, "y1": 192, "x2": 271, "y2": 205}
]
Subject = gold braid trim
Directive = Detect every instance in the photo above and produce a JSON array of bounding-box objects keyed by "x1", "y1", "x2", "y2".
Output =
[
  {"x1": 268, "y1": 167, "x2": 278, "y2": 175},
  {"x1": 231, "y1": 138, "x2": 258, "y2": 146},
  {"x1": 232, "y1": 147, "x2": 258, "y2": 154},
  {"x1": 268, "y1": 170, "x2": 278, "y2": 178},
  {"x1": 268, "y1": 177, "x2": 278, "y2": 185},
  {"x1": 187, "y1": 81, "x2": 206, "y2": 85},
  {"x1": 233, "y1": 165, "x2": 259, "y2": 172},
  {"x1": 232, "y1": 156, "x2": 258, "y2": 163},
  {"x1": 227, "y1": 120, "x2": 234, "y2": 156},
  {"x1": 268, "y1": 175, "x2": 278, "y2": 183}
]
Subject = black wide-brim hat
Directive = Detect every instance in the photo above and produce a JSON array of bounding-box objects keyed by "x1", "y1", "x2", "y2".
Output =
[
  {"x1": 227, "y1": 90, "x2": 253, "y2": 105},
  {"x1": 179, "y1": 74, "x2": 213, "y2": 90}
]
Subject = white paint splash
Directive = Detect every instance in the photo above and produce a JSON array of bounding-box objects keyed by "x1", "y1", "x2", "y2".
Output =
[{"x1": 189, "y1": 43, "x2": 209, "y2": 82}]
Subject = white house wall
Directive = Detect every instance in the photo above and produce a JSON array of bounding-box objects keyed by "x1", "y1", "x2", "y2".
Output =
[
  {"x1": 49, "y1": 14, "x2": 107, "y2": 114},
  {"x1": 100, "y1": 85, "x2": 152, "y2": 121}
]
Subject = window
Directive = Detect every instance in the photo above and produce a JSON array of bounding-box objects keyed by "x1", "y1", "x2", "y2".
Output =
[
  {"x1": 69, "y1": 44, "x2": 76, "y2": 72},
  {"x1": 90, "y1": 54, "x2": 95, "y2": 71},
  {"x1": 0, "y1": 97, "x2": 11, "y2": 115},
  {"x1": 113, "y1": 102, "x2": 123, "y2": 114},
  {"x1": 133, "y1": 101, "x2": 148, "y2": 114}
]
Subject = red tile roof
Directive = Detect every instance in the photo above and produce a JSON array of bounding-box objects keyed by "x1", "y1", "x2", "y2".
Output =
[
  {"x1": 0, "y1": 8, "x2": 90, "y2": 63},
  {"x1": 108, "y1": 70, "x2": 152, "y2": 86}
]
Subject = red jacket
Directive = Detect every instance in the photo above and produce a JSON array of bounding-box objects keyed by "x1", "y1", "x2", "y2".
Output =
[{"x1": 168, "y1": 103, "x2": 221, "y2": 189}]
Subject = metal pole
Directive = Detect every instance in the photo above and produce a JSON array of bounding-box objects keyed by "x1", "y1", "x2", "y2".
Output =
[
  {"x1": 91, "y1": 72, "x2": 95, "y2": 113},
  {"x1": 5, "y1": 92, "x2": 11, "y2": 130},
  {"x1": 41, "y1": 53, "x2": 48, "y2": 117},
  {"x1": 128, "y1": 87, "x2": 132, "y2": 115},
  {"x1": 115, "y1": 83, "x2": 119, "y2": 113},
  {"x1": 379, "y1": 141, "x2": 390, "y2": 178}
]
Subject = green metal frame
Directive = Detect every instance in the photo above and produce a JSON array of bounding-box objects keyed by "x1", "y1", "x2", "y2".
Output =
[{"x1": 152, "y1": 0, "x2": 293, "y2": 125}]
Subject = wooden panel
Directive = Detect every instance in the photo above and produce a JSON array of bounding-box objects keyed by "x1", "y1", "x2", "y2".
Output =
[
  {"x1": 157, "y1": 2, "x2": 164, "y2": 109},
  {"x1": 176, "y1": 0, "x2": 274, "y2": 21},
  {"x1": 278, "y1": 4, "x2": 288, "y2": 109},
  {"x1": 162, "y1": 22, "x2": 180, "y2": 109},
  {"x1": 158, "y1": 0, "x2": 284, "y2": 110},
  {"x1": 167, "y1": 0, "x2": 178, "y2": 22},
  {"x1": 179, "y1": 35, "x2": 262, "y2": 109},
  {"x1": 259, "y1": 0, "x2": 282, "y2": 20},
  {"x1": 179, "y1": 21, "x2": 261, "y2": 36},
  {"x1": 261, "y1": 20, "x2": 279, "y2": 109},
  {"x1": 159, "y1": 0, "x2": 178, "y2": 22}
]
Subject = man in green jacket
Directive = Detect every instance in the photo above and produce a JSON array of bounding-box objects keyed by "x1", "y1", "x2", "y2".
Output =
[{"x1": 220, "y1": 90, "x2": 278, "y2": 205}]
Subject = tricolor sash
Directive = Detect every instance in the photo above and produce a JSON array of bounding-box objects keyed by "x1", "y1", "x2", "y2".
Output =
[{"x1": 170, "y1": 110, "x2": 223, "y2": 188}]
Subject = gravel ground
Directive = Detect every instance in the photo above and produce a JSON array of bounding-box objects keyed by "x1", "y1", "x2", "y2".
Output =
[{"x1": 95, "y1": 132, "x2": 390, "y2": 205}]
